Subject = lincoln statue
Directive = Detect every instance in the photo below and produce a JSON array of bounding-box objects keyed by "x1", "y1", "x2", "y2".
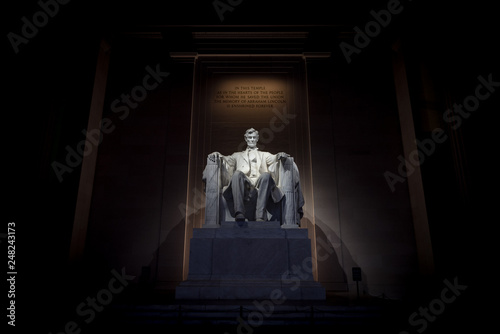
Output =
[{"x1": 208, "y1": 128, "x2": 302, "y2": 222}]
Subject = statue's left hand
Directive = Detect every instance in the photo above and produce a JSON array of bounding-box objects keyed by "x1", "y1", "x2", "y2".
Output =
[{"x1": 276, "y1": 152, "x2": 290, "y2": 161}]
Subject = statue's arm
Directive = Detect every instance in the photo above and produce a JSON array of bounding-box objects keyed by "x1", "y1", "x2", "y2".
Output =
[
  {"x1": 276, "y1": 152, "x2": 290, "y2": 161},
  {"x1": 208, "y1": 152, "x2": 236, "y2": 166},
  {"x1": 222, "y1": 153, "x2": 236, "y2": 167},
  {"x1": 266, "y1": 152, "x2": 290, "y2": 186},
  {"x1": 266, "y1": 152, "x2": 289, "y2": 165},
  {"x1": 206, "y1": 152, "x2": 235, "y2": 187},
  {"x1": 208, "y1": 151, "x2": 223, "y2": 161}
]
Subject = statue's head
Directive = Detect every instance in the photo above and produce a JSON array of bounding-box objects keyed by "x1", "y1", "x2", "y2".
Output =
[{"x1": 244, "y1": 128, "x2": 259, "y2": 149}]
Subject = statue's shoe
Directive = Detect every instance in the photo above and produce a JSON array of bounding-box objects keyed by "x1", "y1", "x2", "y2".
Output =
[{"x1": 235, "y1": 213, "x2": 246, "y2": 221}]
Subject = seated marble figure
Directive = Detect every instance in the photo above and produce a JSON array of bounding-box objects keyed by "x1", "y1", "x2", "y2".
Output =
[{"x1": 204, "y1": 128, "x2": 304, "y2": 225}]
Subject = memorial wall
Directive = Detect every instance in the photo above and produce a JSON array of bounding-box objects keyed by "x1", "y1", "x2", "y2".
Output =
[
  {"x1": 84, "y1": 43, "x2": 418, "y2": 298},
  {"x1": 209, "y1": 74, "x2": 290, "y2": 153}
]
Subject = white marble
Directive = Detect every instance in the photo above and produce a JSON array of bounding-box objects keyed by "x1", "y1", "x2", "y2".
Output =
[{"x1": 203, "y1": 128, "x2": 303, "y2": 227}]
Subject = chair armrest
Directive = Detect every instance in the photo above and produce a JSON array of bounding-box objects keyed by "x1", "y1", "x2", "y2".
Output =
[{"x1": 203, "y1": 156, "x2": 222, "y2": 227}]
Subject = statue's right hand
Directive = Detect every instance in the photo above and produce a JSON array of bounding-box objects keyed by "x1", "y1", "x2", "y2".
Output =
[{"x1": 208, "y1": 152, "x2": 221, "y2": 161}]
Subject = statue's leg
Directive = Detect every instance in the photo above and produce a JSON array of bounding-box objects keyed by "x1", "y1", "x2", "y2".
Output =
[
  {"x1": 231, "y1": 171, "x2": 247, "y2": 220},
  {"x1": 255, "y1": 172, "x2": 275, "y2": 221}
]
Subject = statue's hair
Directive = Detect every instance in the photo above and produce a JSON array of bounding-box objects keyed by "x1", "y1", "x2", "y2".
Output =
[{"x1": 244, "y1": 128, "x2": 259, "y2": 138}]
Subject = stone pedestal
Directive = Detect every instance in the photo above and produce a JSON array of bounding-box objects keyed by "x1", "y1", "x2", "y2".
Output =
[{"x1": 176, "y1": 222, "x2": 325, "y2": 300}]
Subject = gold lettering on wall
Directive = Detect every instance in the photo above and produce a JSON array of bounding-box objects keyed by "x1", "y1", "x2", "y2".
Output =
[{"x1": 213, "y1": 85, "x2": 287, "y2": 110}]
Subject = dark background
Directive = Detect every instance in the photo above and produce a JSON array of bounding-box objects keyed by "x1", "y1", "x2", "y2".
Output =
[{"x1": 3, "y1": 0, "x2": 498, "y2": 333}]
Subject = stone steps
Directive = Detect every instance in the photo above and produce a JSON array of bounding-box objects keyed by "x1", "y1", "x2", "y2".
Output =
[{"x1": 107, "y1": 302, "x2": 387, "y2": 326}]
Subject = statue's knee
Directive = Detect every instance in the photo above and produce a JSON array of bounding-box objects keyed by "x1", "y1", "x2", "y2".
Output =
[
  {"x1": 260, "y1": 172, "x2": 272, "y2": 181},
  {"x1": 232, "y1": 170, "x2": 244, "y2": 180},
  {"x1": 262, "y1": 172, "x2": 271, "y2": 179}
]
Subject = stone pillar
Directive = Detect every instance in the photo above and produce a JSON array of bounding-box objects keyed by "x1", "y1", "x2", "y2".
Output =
[
  {"x1": 392, "y1": 41, "x2": 434, "y2": 276},
  {"x1": 69, "y1": 38, "x2": 111, "y2": 262}
]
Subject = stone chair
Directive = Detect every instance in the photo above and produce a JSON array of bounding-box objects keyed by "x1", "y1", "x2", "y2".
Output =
[{"x1": 202, "y1": 155, "x2": 304, "y2": 228}]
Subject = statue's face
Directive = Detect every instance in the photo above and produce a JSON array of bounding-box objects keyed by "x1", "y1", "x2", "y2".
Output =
[{"x1": 245, "y1": 132, "x2": 259, "y2": 148}]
